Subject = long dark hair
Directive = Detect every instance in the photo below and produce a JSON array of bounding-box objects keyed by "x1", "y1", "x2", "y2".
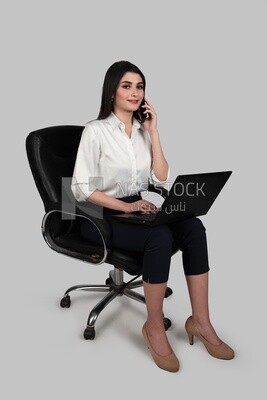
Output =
[{"x1": 97, "y1": 60, "x2": 146, "y2": 123}]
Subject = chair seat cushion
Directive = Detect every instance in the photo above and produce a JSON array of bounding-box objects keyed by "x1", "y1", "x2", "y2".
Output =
[
  {"x1": 54, "y1": 232, "x2": 144, "y2": 275},
  {"x1": 54, "y1": 232, "x2": 180, "y2": 276}
]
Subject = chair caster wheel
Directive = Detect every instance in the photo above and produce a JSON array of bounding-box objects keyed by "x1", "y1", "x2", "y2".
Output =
[
  {"x1": 84, "y1": 327, "x2": 96, "y2": 340},
  {"x1": 105, "y1": 277, "x2": 113, "y2": 285},
  {"x1": 164, "y1": 287, "x2": 173, "y2": 298},
  {"x1": 60, "y1": 295, "x2": 71, "y2": 308},
  {"x1": 163, "y1": 317, "x2": 172, "y2": 331}
]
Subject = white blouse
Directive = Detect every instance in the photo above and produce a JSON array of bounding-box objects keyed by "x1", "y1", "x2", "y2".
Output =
[{"x1": 71, "y1": 113, "x2": 170, "y2": 201}]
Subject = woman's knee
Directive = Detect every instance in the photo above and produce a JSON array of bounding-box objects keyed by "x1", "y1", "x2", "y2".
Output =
[
  {"x1": 147, "y1": 225, "x2": 173, "y2": 250},
  {"x1": 143, "y1": 226, "x2": 173, "y2": 283},
  {"x1": 183, "y1": 217, "x2": 206, "y2": 237}
]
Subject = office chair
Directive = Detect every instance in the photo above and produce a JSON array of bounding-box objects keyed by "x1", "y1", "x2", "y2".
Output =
[{"x1": 26, "y1": 125, "x2": 180, "y2": 340}]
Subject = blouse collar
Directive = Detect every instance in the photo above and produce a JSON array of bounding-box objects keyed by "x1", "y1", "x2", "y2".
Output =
[{"x1": 106, "y1": 112, "x2": 144, "y2": 132}]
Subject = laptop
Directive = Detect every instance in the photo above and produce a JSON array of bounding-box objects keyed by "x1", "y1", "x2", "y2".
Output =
[{"x1": 112, "y1": 171, "x2": 232, "y2": 226}]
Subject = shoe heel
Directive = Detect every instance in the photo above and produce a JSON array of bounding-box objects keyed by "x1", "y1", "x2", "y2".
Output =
[
  {"x1": 187, "y1": 331, "x2": 194, "y2": 345},
  {"x1": 185, "y1": 316, "x2": 235, "y2": 359}
]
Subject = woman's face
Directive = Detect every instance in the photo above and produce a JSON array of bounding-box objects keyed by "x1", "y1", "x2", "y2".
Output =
[{"x1": 113, "y1": 72, "x2": 144, "y2": 114}]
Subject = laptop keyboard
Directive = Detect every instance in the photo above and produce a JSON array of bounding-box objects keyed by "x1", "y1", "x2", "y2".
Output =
[{"x1": 129, "y1": 213, "x2": 157, "y2": 221}]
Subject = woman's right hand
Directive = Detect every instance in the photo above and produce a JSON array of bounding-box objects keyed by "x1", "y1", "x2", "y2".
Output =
[{"x1": 125, "y1": 199, "x2": 158, "y2": 214}]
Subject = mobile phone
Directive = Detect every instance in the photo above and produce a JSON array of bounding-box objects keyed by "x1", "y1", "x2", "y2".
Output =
[{"x1": 139, "y1": 98, "x2": 151, "y2": 122}]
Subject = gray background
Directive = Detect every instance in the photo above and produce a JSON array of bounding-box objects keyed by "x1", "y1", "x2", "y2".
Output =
[{"x1": 1, "y1": 0, "x2": 266, "y2": 398}]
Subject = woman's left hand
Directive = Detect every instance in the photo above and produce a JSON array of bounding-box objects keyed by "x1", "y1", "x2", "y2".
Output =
[{"x1": 142, "y1": 99, "x2": 158, "y2": 134}]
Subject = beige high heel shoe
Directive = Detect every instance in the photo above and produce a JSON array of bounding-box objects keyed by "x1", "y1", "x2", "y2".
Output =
[
  {"x1": 142, "y1": 323, "x2": 180, "y2": 372},
  {"x1": 185, "y1": 316, "x2": 235, "y2": 360}
]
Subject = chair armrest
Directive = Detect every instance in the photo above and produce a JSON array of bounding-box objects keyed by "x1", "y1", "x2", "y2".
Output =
[
  {"x1": 43, "y1": 201, "x2": 112, "y2": 264},
  {"x1": 48, "y1": 200, "x2": 112, "y2": 245}
]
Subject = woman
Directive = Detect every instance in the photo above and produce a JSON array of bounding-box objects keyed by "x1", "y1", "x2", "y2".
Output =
[{"x1": 71, "y1": 60, "x2": 234, "y2": 372}]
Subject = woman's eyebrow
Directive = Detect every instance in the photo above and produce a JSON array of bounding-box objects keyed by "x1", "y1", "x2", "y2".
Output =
[{"x1": 120, "y1": 80, "x2": 143, "y2": 85}]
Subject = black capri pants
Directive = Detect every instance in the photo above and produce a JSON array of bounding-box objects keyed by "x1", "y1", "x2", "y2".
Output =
[{"x1": 80, "y1": 195, "x2": 210, "y2": 284}]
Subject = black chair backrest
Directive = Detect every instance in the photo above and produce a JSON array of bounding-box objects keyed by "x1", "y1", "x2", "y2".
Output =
[{"x1": 26, "y1": 125, "x2": 84, "y2": 211}]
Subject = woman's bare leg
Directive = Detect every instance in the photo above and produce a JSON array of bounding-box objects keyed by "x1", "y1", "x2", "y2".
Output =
[
  {"x1": 143, "y1": 281, "x2": 173, "y2": 355},
  {"x1": 185, "y1": 272, "x2": 222, "y2": 345}
]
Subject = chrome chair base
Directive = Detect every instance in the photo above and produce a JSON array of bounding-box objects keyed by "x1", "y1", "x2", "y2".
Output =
[{"x1": 60, "y1": 266, "x2": 172, "y2": 340}]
